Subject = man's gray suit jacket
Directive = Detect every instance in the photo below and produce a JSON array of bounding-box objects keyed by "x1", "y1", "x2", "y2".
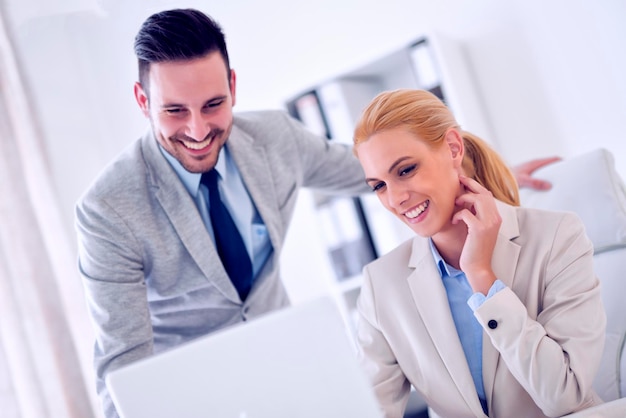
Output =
[{"x1": 75, "y1": 110, "x2": 369, "y2": 417}]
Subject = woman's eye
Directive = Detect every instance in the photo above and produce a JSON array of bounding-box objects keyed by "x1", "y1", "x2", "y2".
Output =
[
  {"x1": 399, "y1": 164, "x2": 417, "y2": 176},
  {"x1": 371, "y1": 182, "x2": 385, "y2": 192}
]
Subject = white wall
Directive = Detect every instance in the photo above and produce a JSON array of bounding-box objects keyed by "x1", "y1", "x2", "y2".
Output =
[{"x1": 5, "y1": 0, "x2": 626, "y2": 307}]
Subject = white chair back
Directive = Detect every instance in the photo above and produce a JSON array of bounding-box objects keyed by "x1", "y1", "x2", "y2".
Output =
[{"x1": 520, "y1": 148, "x2": 626, "y2": 402}]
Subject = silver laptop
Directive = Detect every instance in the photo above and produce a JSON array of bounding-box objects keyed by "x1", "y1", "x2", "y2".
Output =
[{"x1": 106, "y1": 297, "x2": 383, "y2": 418}]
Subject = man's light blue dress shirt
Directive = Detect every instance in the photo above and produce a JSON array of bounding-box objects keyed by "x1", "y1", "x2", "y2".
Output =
[{"x1": 160, "y1": 144, "x2": 272, "y2": 280}]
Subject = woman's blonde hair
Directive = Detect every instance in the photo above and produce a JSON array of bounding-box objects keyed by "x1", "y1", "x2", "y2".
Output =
[{"x1": 353, "y1": 89, "x2": 520, "y2": 206}]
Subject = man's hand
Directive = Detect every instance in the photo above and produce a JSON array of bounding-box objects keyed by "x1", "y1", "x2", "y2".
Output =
[{"x1": 512, "y1": 156, "x2": 562, "y2": 190}]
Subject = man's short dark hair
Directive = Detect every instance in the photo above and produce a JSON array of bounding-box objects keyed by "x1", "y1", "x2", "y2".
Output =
[{"x1": 134, "y1": 8, "x2": 230, "y2": 97}]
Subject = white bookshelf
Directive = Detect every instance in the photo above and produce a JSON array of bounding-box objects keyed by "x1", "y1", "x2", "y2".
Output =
[
  {"x1": 286, "y1": 32, "x2": 491, "y2": 336},
  {"x1": 286, "y1": 32, "x2": 492, "y2": 418}
]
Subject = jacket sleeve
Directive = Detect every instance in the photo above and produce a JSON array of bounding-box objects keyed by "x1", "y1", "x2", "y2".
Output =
[
  {"x1": 474, "y1": 212, "x2": 606, "y2": 417},
  {"x1": 277, "y1": 111, "x2": 370, "y2": 195},
  {"x1": 75, "y1": 193, "x2": 152, "y2": 418}
]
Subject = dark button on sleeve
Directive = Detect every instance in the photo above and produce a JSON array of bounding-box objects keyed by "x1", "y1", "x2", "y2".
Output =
[{"x1": 488, "y1": 319, "x2": 498, "y2": 329}]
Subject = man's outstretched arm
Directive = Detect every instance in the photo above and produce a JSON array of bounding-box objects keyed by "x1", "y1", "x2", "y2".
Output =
[{"x1": 513, "y1": 156, "x2": 562, "y2": 190}]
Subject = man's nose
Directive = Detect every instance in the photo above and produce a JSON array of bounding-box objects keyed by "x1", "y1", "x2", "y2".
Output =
[{"x1": 187, "y1": 111, "x2": 210, "y2": 141}]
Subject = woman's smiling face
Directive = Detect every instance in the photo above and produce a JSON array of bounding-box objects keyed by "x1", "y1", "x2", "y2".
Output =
[{"x1": 357, "y1": 127, "x2": 464, "y2": 237}]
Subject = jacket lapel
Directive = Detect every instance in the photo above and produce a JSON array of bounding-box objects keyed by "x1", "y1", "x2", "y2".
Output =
[
  {"x1": 482, "y1": 201, "x2": 521, "y2": 410},
  {"x1": 141, "y1": 131, "x2": 240, "y2": 303},
  {"x1": 407, "y1": 238, "x2": 487, "y2": 417},
  {"x1": 226, "y1": 124, "x2": 283, "y2": 258}
]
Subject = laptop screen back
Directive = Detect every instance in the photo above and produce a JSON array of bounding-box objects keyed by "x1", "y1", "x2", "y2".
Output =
[{"x1": 106, "y1": 297, "x2": 383, "y2": 418}]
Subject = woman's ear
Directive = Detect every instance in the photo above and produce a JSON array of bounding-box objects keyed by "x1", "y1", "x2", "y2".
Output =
[{"x1": 445, "y1": 129, "x2": 464, "y2": 167}]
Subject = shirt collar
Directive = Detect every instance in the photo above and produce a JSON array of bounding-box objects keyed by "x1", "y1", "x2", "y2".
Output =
[
  {"x1": 428, "y1": 238, "x2": 463, "y2": 279},
  {"x1": 158, "y1": 143, "x2": 230, "y2": 197}
]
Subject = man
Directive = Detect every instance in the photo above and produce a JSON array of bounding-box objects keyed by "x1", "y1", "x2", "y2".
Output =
[{"x1": 75, "y1": 8, "x2": 557, "y2": 418}]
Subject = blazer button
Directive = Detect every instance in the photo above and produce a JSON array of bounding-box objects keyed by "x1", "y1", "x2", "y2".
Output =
[{"x1": 488, "y1": 319, "x2": 498, "y2": 329}]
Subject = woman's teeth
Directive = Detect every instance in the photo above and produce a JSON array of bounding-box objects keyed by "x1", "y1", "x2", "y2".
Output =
[{"x1": 405, "y1": 200, "x2": 429, "y2": 219}]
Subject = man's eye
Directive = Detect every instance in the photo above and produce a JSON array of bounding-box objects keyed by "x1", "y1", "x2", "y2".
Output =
[
  {"x1": 399, "y1": 164, "x2": 417, "y2": 176},
  {"x1": 164, "y1": 108, "x2": 185, "y2": 115},
  {"x1": 205, "y1": 100, "x2": 224, "y2": 109}
]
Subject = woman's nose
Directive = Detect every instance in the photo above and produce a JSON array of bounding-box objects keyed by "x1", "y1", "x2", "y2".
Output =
[{"x1": 387, "y1": 184, "x2": 409, "y2": 209}]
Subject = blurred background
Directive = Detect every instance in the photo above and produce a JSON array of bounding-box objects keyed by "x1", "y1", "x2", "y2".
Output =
[{"x1": 1, "y1": 1, "x2": 625, "y2": 417}]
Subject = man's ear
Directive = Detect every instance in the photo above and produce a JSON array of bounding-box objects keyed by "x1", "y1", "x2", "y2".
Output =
[
  {"x1": 445, "y1": 128, "x2": 465, "y2": 167},
  {"x1": 134, "y1": 82, "x2": 150, "y2": 118},
  {"x1": 229, "y1": 69, "x2": 237, "y2": 107}
]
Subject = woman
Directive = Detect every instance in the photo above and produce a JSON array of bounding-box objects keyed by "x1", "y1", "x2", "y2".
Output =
[{"x1": 353, "y1": 89, "x2": 606, "y2": 418}]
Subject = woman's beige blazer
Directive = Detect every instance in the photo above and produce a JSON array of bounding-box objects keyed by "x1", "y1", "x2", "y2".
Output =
[{"x1": 356, "y1": 201, "x2": 606, "y2": 418}]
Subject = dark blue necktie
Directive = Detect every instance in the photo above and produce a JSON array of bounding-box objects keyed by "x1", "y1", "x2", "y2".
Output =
[{"x1": 201, "y1": 169, "x2": 253, "y2": 301}]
